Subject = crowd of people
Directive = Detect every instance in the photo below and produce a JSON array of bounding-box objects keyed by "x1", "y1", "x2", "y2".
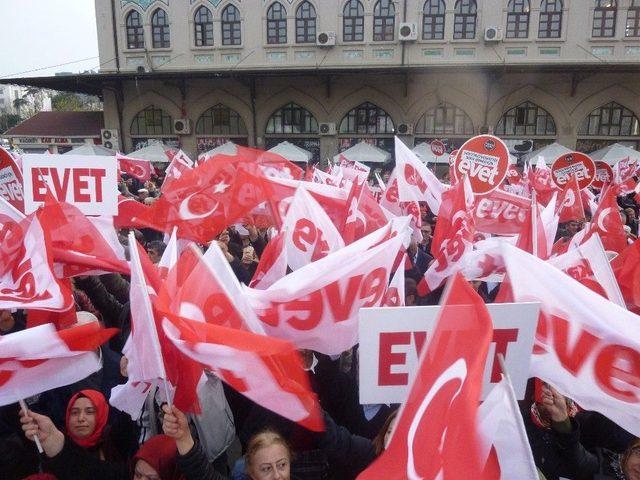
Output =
[{"x1": 1, "y1": 159, "x2": 640, "y2": 480}]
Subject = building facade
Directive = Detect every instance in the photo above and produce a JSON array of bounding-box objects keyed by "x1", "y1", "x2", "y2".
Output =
[{"x1": 92, "y1": 0, "x2": 640, "y2": 161}]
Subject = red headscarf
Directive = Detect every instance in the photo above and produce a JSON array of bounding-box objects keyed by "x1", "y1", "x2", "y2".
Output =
[
  {"x1": 133, "y1": 435, "x2": 184, "y2": 480},
  {"x1": 65, "y1": 389, "x2": 109, "y2": 448}
]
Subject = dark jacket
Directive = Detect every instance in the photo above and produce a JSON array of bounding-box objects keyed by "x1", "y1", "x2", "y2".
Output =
[{"x1": 405, "y1": 248, "x2": 432, "y2": 284}]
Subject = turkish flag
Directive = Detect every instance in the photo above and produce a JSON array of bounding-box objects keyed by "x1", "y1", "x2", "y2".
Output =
[
  {"x1": 612, "y1": 238, "x2": 640, "y2": 310},
  {"x1": 358, "y1": 273, "x2": 494, "y2": 479},
  {"x1": 115, "y1": 195, "x2": 150, "y2": 229},
  {"x1": 515, "y1": 196, "x2": 549, "y2": 259},
  {"x1": 117, "y1": 154, "x2": 152, "y2": 181},
  {"x1": 575, "y1": 186, "x2": 627, "y2": 254}
]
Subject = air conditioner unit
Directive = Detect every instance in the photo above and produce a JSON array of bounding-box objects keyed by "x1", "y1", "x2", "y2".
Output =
[
  {"x1": 101, "y1": 129, "x2": 120, "y2": 151},
  {"x1": 136, "y1": 65, "x2": 148, "y2": 74},
  {"x1": 396, "y1": 123, "x2": 413, "y2": 135},
  {"x1": 173, "y1": 119, "x2": 191, "y2": 135},
  {"x1": 484, "y1": 26, "x2": 503, "y2": 42},
  {"x1": 319, "y1": 122, "x2": 336, "y2": 136},
  {"x1": 399, "y1": 23, "x2": 418, "y2": 41},
  {"x1": 316, "y1": 31, "x2": 336, "y2": 47}
]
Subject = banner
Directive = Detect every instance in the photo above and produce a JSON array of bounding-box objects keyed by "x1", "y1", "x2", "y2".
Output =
[
  {"x1": 22, "y1": 154, "x2": 118, "y2": 215},
  {"x1": 551, "y1": 152, "x2": 596, "y2": 189},
  {"x1": 453, "y1": 135, "x2": 509, "y2": 195},
  {"x1": 0, "y1": 147, "x2": 24, "y2": 213},
  {"x1": 474, "y1": 189, "x2": 530, "y2": 235},
  {"x1": 358, "y1": 302, "x2": 538, "y2": 405}
]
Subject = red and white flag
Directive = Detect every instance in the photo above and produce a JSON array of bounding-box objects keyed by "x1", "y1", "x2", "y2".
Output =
[
  {"x1": 358, "y1": 273, "x2": 494, "y2": 480},
  {"x1": 474, "y1": 189, "x2": 531, "y2": 235},
  {"x1": 161, "y1": 150, "x2": 195, "y2": 193},
  {"x1": 572, "y1": 186, "x2": 627, "y2": 254},
  {"x1": 395, "y1": 137, "x2": 447, "y2": 215},
  {"x1": 0, "y1": 210, "x2": 72, "y2": 311},
  {"x1": 555, "y1": 174, "x2": 585, "y2": 223},
  {"x1": 478, "y1": 377, "x2": 538, "y2": 480},
  {"x1": 282, "y1": 188, "x2": 344, "y2": 271},
  {"x1": 418, "y1": 177, "x2": 475, "y2": 296},
  {"x1": 37, "y1": 193, "x2": 129, "y2": 277},
  {"x1": 515, "y1": 194, "x2": 549, "y2": 259},
  {"x1": 381, "y1": 262, "x2": 405, "y2": 307},
  {"x1": 110, "y1": 233, "x2": 169, "y2": 419},
  {"x1": 245, "y1": 217, "x2": 411, "y2": 355},
  {"x1": 529, "y1": 158, "x2": 558, "y2": 205},
  {"x1": 611, "y1": 238, "x2": 640, "y2": 311},
  {"x1": 250, "y1": 232, "x2": 288, "y2": 289},
  {"x1": 114, "y1": 195, "x2": 150, "y2": 229},
  {"x1": 117, "y1": 153, "x2": 152, "y2": 182},
  {"x1": 0, "y1": 322, "x2": 116, "y2": 405},
  {"x1": 501, "y1": 243, "x2": 640, "y2": 436}
]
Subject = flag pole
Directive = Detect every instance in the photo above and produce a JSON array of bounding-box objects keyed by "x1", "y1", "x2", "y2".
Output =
[
  {"x1": 531, "y1": 189, "x2": 538, "y2": 258},
  {"x1": 18, "y1": 398, "x2": 43, "y2": 454}
]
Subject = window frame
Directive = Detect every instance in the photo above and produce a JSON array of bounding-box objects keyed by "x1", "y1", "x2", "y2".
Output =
[
  {"x1": 221, "y1": 4, "x2": 242, "y2": 46},
  {"x1": 592, "y1": 0, "x2": 617, "y2": 38},
  {"x1": 339, "y1": 102, "x2": 395, "y2": 135},
  {"x1": 578, "y1": 102, "x2": 640, "y2": 137},
  {"x1": 415, "y1": 102, "x2": 474, "y2": 136},
  {"x1": 343, "y1": 0, "x2": 365, "y2": 43},
  {"x1": 266, "y1": 103, "x2": 319, "y2": 135},
  {"x1": 627, "y1": 0, "x2": 640, "y2": 37},
  {"x1": 295, "y1": 1, "x2": 317, "y2": 44},
  {"x1": 151, "y1": 8, "x2": 170, "y2": 49},
  {"x1": 373, "y1": 0, "x2": 396, "y2": 42},
  {"x1": 538, "y1": 0, "x2": 563, "y2": 39},
  {"x1": 422, "y1": 0, "x2": 446, "y2": 40},
  {"x1": 130, "y1": 106, "x2": 173, "y2": 136},
  {"x1": 453, "y1": 0, "x2": 477, "y2": 40},
  {"x1": 194, "y1": 5, "x2": 214, "y2": 47},
  {"x1": 195, "y1": 104, "x2": 247, "y2": 136},
  {"x1": 494, "y1": 101, "x2": 557, "y2": 137},
  {"x1": 266, "y1": 2, "x2": 288, "y2": 45},
  {"x1": 125, "y1": 9, "x2": 145, "y2": 50},
  {"x1": 506, "y1": 0, "x2": 530, "y2": 39}
]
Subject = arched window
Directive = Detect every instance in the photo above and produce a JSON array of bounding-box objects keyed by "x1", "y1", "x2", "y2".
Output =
[
  {"x1": 628, "y1": 0, "x2": 640, "y2": 37},
  {"x1": 453, "y1": 0, "x2": 477, "y2": 40},
  {"x1": 593, "y1": 0, "x2": 617, "y2": 37},
  {"x1": 495, "y1": 102, "x2": 556, "y2": 136},
  {"x1": 196, "y1": 104, "x2": 247, "y2": 135},
  {"x1": 343, "y1": 0, "x2": 364, "y2": 42},
  {"x1": 423, "y1": 0, "x2": 446, "y2": 40},
  {"x1": 151, "y1": 8, "x2": 170, "y2": 48},
  {"x1": 266, "y1": 103, "x2": 318, "y2": 134},
  {"x1": 296, "y1": 1, "x2": 317, "y2": 43},
  {"x1": 222, "y1": 4, "x2": 242, "y2": 46},
  {"x1": 267, "y1": 2, "x2": 287, "y2": 44},
  {"x1": 340, "y1": 102, "x2": 395, "y2": 135},
  {"x1": 507, "y1": 0, "x2": 530, "y2": 39},
  {"x1": 415, "y1": 103, "x2": 474, "y2": 136},
  {"x1": 538, "y1": 0, "x2": 563, "y2": 38},
  {"x1": 194, "y1": 6, "x2": 214, "y2": 47},
  {"x1": 125, "y1": 10, "x2": 144, "y2": 49},
  {"x1": 578, "y1": 102, "x2": 640, "y2": 137},
  {"x1": 373, "y1": 0, "x2": 395, "y2": 41},
  {"x1": 130, "y1": 106, "x2": 173, "y2": 136}
]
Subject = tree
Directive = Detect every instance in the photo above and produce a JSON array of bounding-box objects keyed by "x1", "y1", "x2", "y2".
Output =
[
  {"x1": 0, "y1": 113, "x2": 21, "y2": 133},
  {"x1": 51, "y1": 91, "x2": 101, "y2": 112}
]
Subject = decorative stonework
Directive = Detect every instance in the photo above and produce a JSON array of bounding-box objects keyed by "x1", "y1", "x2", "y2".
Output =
[{"x1": 121, "y1": 0, "x2": 168, "y2": 11}]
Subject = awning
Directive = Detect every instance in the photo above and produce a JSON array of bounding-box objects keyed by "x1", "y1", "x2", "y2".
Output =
[
  {"x1": 333, "y1": 141, "x2": 391, "y2": 164},
  {"x1": 128, "y1": 140, "x2": 177, "y2": 163},
  {"x1": 521, "y1": 142, "x2": 572, "y2": 165},
  {"x1": 589, "y1": 143, "x2": 640, "y2": 165},
  {"x1": 267, "y1": 141, "x2": 312, "y2": 163},
  {"x1": 63, "y1": 144, "x2": 114, "y2": 156}
]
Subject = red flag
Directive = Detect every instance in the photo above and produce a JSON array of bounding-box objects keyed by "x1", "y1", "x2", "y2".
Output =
[
  {"x1": 418, "y1": 178, "x2": 475, "y2": 296},
  {"x1": 515, "y1": 195, "x2": 549, "y2": 259},
  {"x1": 529, "y1": 158, "x2": 558, "y2": 205},
  {"x1": 612, "y1": 238, "x2": 640, "y2": 311},
  {"x1": 115, "y1": 195, "x2": 150, "y2": 229},
  {"x1": 358, "y1": 273, "x2": 494, "y2": 479},
  {"x1": 555, "y1": 174, "x2": 585, "y2": 223},
  {"x1": 474, "y1": 189, "x2": 531, "y2": 235},
  {"x1": 117, "y1": 154, "x2": 152, "y2": 181},
  {"x1": 250, "y1": 232, "x2": 287, "y2": 289},
  {"x1": 0, "y1": 322, "x2": 116, "y2": 405},
  {"x1": 38, "y1": 193, "x2": 129, "y2": 277},
  {"x1": 576, "y1": 186, "x2": 627, "y2": 254}
]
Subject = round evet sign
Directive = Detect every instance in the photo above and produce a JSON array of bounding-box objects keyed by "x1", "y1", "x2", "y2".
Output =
[
  {"x1": 430, "y1": 140, "x2": 445, "y2": 157},
  {"x1": 453, "y1": 135, "x2": 509, "y2": 195},
  {"x1": 591, "y1": 161, "x2": 614, "y2": 189},
  {"x1": 551, "y1": 152, "x2": 596, "y2": 190}
]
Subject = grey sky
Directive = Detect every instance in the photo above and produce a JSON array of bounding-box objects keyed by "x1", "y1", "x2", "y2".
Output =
[{"x1": 0, "y1": 0, "x2": 99, "y2": 79}]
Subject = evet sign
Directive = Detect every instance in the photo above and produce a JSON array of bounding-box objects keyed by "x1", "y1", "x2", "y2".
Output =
[
  {"x1": 474, "y1": 189, "x2": 531, "y2": 235},
  {"x1": 453, "y1": 135, "x2": 509, "y2": 195},
  {"x1": 358, "y1": 302, "x2": 538, "y2": 404},
  {"x1": 0, "y1": 147, "x2": 24, "y2": 213},
  {"x1": 592, "y1": 161, "x2": 614, "y2": 189},
  {"x1": 22, "y1": 154, "x2": 118, "y2": 215},
  {"x1": 551, "y1": 152, "x2": 596, "y2": 189},
  {"x1": 430, "y1": 140, "x2": 445, "y2": 157}
]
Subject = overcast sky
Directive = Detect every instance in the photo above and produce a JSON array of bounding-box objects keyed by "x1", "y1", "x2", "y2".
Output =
[{"x1": 0, "y1": 0, "x2": 99, "y2": 79}]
